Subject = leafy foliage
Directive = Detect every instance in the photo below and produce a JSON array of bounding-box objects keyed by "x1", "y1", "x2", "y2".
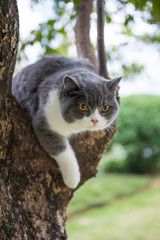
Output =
[
  {"x1": 18, "y1": 0, "x2": 159, "y2": 78},
  {"x1": 18, "y1": 0, "x2": 77, "y2": 61},
  {"x1": 104, "y1": 95, "x2": 160, "y2": 174},
  {"x1": 122, "y1": 63, "x2": 144, "y2": 78},
  {"x1": 19, "y1": 19, "x2": 70, "y2": 58},
  {"x1": 120, "y1": 0, "x2": 160, "y2": 25}
]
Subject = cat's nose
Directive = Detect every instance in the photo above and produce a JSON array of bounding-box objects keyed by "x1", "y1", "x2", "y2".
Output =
[{"x1": 91, "y1": 119, "x2": 99, "y2": 125}]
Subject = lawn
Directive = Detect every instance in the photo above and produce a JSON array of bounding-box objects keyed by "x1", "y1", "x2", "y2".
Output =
[
  {"x1": 67, "y1": 174, "x2": 160, "y2": 240},
  {"x1": 68, "y1": 173, "x2": 151, "y2": 216}
]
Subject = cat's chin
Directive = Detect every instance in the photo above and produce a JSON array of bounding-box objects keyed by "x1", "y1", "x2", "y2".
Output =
[
  {"x1": 85, "y1": 124, "x2": 107, "y2": 132},
  {"x1": 70, "y1": 123, "x2": 105, "y2": 132}
]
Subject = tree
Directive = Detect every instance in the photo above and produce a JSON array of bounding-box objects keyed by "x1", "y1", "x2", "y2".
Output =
[{"x1": 0, "y1": 0, "x2": 117, "y2": 239}]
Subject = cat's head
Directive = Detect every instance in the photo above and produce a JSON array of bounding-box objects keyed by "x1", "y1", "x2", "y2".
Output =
[{"x1": 59, "y1": 72, "x2": 121, "y2": 132}]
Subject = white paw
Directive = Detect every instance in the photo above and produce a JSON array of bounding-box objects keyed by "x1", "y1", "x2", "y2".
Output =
[
  {"x1": 52, "y1": 144, "x2": 81, "y2": 189},
  {"x1": 63, "y1": 169, "x2": 80, "y2": 189}
]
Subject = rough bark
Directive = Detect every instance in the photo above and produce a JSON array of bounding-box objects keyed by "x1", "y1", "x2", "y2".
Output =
[
  {"x1": 97, "y1": 0, "x2": 110, "y2": 79},
  {"x1": 0, "y1": 0, "x2": 117, "y2": 239}
]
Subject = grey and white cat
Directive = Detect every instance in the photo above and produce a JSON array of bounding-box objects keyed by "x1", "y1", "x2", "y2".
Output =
[{"x1": 12, "y1": 56, "x2": 121, "y2": 189}]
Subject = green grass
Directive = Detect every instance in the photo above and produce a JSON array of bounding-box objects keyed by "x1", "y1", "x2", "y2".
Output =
[
  {"x1": 68, "y1": 173, "x2": 151, "y2": 216},
  {"x1": 67, "y1": 187, "x2": 160, "y2": 240}
]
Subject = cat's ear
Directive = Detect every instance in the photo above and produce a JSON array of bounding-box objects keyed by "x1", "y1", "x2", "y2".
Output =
[
  {"x1": 63, "y1": 75, "x2": 79, "y2": 91},
  {"x1": 107, "y1": 76, "x2": 122, "y2": 91}
]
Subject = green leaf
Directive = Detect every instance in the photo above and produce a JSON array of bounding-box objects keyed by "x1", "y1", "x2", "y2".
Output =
[
  {"x1": 73, "y1": 0, "x2": 80, "y2": 9},
  {"x1": 105, "y1": 13, "x2": 112, "y2": 23},
  {"x1": 124, "y1": 15, "x2": 134, "y2": 26},
  {"x1": 47, "y1": 19, "x2": 56, "y2": 27}
]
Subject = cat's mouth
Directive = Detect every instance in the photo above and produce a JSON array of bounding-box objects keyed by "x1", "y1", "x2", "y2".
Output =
[{"x1": 87, "y1": 122, "x2": 106, "y2": 130}]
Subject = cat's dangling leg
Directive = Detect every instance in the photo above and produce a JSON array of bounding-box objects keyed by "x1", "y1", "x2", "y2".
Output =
[
  {"x1": 33, "y1": 116, "x2": 80, "y2": 188},
  {"x1": 52, "y1": 140, "x2": 80, "y2": 189}
]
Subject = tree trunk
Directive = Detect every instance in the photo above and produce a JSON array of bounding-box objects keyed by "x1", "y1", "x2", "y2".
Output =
[{"x1": 0, "y1": 0, "x2": 117, "y2": 239}]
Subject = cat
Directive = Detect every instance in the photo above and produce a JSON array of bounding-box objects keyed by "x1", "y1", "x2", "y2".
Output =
[{"x1": 12, "y1": 55, "x2": 121, "y2": 189}]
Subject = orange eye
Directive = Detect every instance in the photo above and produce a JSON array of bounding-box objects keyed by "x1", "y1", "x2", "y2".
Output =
[
  {"x1": 101, "y1": 105, "x2": 110, "y2": 112},
  {"x1": 79, "y1": 103, "x2": 88, "y2": 111}
]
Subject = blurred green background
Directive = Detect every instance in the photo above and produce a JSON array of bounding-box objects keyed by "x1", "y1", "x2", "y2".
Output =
[
  {"x1": 103, "y1": 95, "x2": 160, "y2": 174},
  {"x1": 16, "y1": 0, "x2": 160, "y2": 239}
]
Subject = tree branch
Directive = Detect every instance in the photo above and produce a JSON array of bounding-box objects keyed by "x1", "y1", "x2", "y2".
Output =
[
  {"x1": 75, "y1": 0, "x2": 98, "y2": 71},
  {"x1": 97, "y1": 0, "x2": 110, "y2": 79}
]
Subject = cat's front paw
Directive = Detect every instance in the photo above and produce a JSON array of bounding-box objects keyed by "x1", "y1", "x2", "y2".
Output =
[
  {"x1": 53, "y1": 146, "x2": 81, "y2": 189},
  {"x1": 63, "y1": 169, "x2": 80, "y2": 189}
]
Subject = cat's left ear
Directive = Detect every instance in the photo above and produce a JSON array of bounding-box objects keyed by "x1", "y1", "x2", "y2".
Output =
[
  {"x1": 63, "y1": 75, "x2": 79, "y2": 91},
  {"x1": 107, "y1": 76, "x2": 122, "y2": 91}
]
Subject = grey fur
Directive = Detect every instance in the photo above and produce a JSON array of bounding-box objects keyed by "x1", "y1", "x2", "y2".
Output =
[{"x1": 12, "y1": 55, "x2": 121, "y2": 157}]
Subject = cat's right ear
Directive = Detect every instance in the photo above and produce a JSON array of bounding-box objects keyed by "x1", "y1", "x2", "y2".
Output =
[
  {"x1": 63, "y1": 75, "x2": 79, "y2": 91},
  {"x1": 107, "y1": 76, "x2": 122, "y2": 91}
]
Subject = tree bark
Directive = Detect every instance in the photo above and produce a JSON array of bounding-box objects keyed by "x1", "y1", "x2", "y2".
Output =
[{"x1": 0, "y1": 0, "x2": 117, "y2": 239}]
